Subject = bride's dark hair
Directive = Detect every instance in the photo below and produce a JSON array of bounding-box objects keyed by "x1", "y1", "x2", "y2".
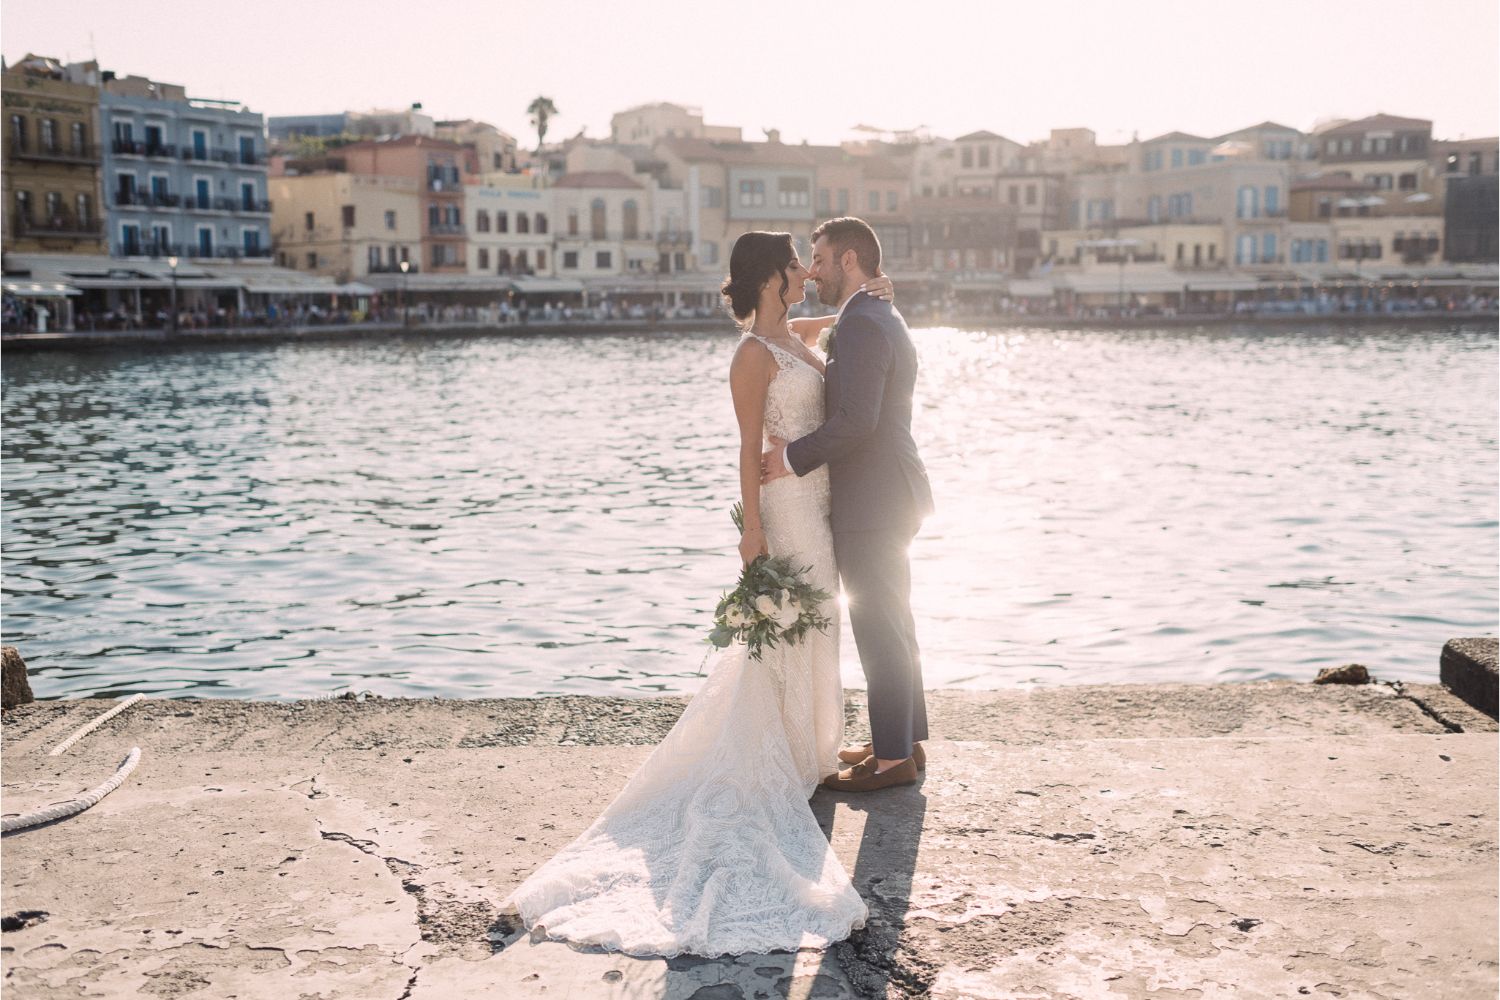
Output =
[{"x1": 721, "y1": 231, "x2": 795, "y2": 325}]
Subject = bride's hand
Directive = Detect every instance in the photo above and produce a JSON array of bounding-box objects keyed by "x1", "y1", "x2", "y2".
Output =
[
  {"x1": 863, "y1": 273, "x2": 895, "y2": 302},
  {"x1": 738, "y1": 527, "x2": 767, "y2": 566}
]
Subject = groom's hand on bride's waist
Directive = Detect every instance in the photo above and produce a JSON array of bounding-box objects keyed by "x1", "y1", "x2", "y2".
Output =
[{"x1": 761, "y1": 436, "x2": 793, "y2": 484}]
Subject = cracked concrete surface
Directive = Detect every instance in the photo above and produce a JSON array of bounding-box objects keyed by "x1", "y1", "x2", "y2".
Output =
[{"x1": 2, "y1": 682, "x2": 1495, "y2": 999}]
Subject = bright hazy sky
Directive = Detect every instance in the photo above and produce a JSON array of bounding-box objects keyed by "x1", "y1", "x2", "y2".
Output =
[{"x1": 4, "y1": 0, "x2": 1496, "y2": 147}]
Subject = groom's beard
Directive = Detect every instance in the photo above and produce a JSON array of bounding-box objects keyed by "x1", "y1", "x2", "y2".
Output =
[{"x1": 817, "y1": 272, "x2": 847, "y2": 307}]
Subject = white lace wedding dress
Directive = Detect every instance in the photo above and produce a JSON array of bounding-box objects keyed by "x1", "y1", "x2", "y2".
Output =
[{"x1": 500, "y1": 333, "x2": 867, "y2": 957}]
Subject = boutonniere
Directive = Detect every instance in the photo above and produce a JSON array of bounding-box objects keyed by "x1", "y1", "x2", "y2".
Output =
[{"x1": 818, "y1": 321, "x2": 837, "y2": 357}]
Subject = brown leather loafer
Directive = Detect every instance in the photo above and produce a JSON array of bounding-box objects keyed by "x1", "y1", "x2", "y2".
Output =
[
  {"x1": 822, "y1": 755, "x2": 919, "y2": 792},
  {"x1": 837, "y1": 741, "x2": 925, "y2": 771}
]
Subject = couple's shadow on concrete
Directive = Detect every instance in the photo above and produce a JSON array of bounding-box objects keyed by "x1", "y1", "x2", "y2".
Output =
[{"x1": 806, "y1": 776, "x2": 928, "y2": 998}]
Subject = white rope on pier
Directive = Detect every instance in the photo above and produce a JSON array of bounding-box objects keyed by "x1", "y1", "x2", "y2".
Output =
[
  {"x1": 49, "y1": 693, "x2": 145, "y2": 756},
  {"x1": 2, "y1": 747, "x2": 141, "y2": 833},
  {"x1": 0, "y1": 694, "x2": 148, "y2": 833}
]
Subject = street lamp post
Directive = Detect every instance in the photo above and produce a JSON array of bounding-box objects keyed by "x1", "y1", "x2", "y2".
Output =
[
  {"x1": 167, "y1": 255, "x2": 179, "y2": 335},
  {"x1": 399, "y1": 259, "x2": 410, "y2": 327}
]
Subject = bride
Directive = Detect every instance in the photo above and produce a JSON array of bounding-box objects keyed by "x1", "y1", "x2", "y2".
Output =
[{"x1": 500, "y1": 231, "x2": 894, "y2": 957}]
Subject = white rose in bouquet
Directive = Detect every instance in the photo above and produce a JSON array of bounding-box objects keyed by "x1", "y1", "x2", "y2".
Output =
[
  {"x1": 726, "y1": 603, "x2": 752, "y2": 629},
  {"x1": 754, "y1": 594, "x2": 779, "y2": 621},
  {"x1": 761, "y1": 590, "x2": 799, "y2": 629}
]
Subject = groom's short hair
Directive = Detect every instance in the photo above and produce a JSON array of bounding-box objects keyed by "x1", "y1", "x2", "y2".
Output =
[{"x1": 812, "y1": 217, "x2": 881, "y2": 277}]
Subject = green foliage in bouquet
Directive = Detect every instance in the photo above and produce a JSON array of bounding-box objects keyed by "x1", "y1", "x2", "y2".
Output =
[{"x1": 708, "y1": 504, "x2": 834, "y2": 662}]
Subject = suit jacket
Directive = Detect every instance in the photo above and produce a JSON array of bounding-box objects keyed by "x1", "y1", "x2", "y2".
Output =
[{"x1": 786, "y1": 291, "x2": 934, "y2": 534}]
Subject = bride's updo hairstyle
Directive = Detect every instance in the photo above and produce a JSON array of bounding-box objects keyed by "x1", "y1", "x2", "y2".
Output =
[{"x1": 721, "y1": 231, "x2": 795, "y2": 326}]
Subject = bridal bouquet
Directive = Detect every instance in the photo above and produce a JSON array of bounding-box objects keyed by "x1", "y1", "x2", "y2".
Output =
[{"x1": 706, "y1": 504, "x2": 834, "y2": 662}]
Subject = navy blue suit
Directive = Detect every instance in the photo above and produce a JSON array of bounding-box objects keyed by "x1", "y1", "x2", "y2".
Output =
[{"x1": 786, "y1": 291, "x2": 933, "y2": 761}]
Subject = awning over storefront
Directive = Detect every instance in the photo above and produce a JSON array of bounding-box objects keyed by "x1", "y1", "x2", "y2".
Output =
[
  {"x1": 1181, "y1": 275, "x2": 1261, "y2": 292},
  {"x1": 362, "y1": 273, "x2": 522, "y2": 293},
  {"x1": 510, "y1": 277, "x2": 585, "y2": 295},
  {"x1": 3, "y1": 253, "x2": 347, "y2": 299},
  {"x1": 1058, "y1": 270, "x2": 1200, "y2": 295},
  {"x1": 1005, "y1": 279, "x2": 1055, "y2": 298},
  {"x1": 3, "y1": 280, "x2": 80, "y2": 298}
]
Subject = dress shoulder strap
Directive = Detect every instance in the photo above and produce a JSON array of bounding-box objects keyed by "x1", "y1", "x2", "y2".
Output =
[{"x1": 743, "y1": 332, "x2": 798, "y2": 367}]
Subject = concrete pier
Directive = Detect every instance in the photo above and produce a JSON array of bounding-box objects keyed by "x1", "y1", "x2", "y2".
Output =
[{"x1": 2, "y1": 681, "x2": 1495, "y2": 999}]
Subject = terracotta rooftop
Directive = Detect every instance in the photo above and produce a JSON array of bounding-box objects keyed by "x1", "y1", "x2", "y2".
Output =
[{"x1": 1319, "y1": 113, "x2": 1433, "y2": 134}]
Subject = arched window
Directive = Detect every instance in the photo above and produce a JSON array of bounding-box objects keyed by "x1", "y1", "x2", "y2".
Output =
[
  {"x1": 70, "y1": 121, "x2": 86, "y2": 154},
  {"x1": 496, "y1": 211, "x2": 509, "y2": 233},
  {"x1": 497, "y1": 249, "x2": 513, "y2": 273},
  {"x1": 516, "y1": 249, "x2": 530, "y2": 272},
  {"x1": 622, "y1": 199, "x2": 639, "y2": 240},
  {"x1": 567, "y1": 210, "x2": 578, "y2": 236},
  {"x1": 517, "y1": 212, "x2": 530, "y2": 234},
  {"x1": 535, "y1": 213, "x2": 548, "y2": 234},
  {"x1": 475, "y1": 210, "x2": 490, "y2": 232},
  {"x1": 590, "y1": 198, "x2": 606, "y2": 240}
]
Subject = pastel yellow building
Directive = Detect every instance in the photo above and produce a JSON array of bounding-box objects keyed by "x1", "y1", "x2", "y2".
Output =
[{"x1": 270, "y1": 172, "x2": 421, "y2": 279}]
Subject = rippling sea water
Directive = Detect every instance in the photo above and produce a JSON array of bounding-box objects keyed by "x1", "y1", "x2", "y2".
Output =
[{"x1": 3, "y1": 323, "x2": 1495, "y2": 700}]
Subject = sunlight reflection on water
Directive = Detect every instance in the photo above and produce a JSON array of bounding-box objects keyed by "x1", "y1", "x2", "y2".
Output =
[{"x1": 3, "y1": 323, "x2": 1495, "y2": 699}]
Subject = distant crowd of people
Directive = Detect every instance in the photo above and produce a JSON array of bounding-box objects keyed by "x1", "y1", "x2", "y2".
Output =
[{"x1": 4, "y1": 291, "x2": 1494, "y2": 335}]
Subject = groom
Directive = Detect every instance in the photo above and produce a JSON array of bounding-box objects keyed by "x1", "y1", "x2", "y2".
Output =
[{"x1": 762, "y1": 216, "x2": 935, "y2": 792}]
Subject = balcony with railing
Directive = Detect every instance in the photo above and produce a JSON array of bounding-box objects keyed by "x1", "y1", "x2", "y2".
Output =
[
  {"x1": 368, "y1": 262, "x2": 420, "y2": 274},
  {"x1": 179, "y1": 147, "x2": 239, "y2": 166},
  {"x1": 115, "y1": 189, "x2": 183, "y2": 208},
  {"x1": 12, "y1": 212, "x2": 104, "y2": 239},
  {"x1": 427, "y1": 222, "x2": 467, "y2": 237},
  {"x1": 8, "y1": 140, "x2": 101, "y2": 165},
  {"x1": 112, "y1": 139, "x2": 178, "y2": 159},
  {"x1": 181, "y1": 196, "x2": 272, "y2": 213}
]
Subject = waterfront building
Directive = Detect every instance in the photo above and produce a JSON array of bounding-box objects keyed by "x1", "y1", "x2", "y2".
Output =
[
  {"x1": 1065, "y1": 158, "x2": 1291, "y2": 267},
  {"x1": 656, "y1": 135, "x2": 815, "y2": 274},
  {"x1": 1442, "y1": 175, "x2": 1497, "y2": 263},
  {"x1": 551, "y1": 171, "x2": 656, "y2": 278},
  {"x1": 466, "y1": 175, "x2": 553, "y2": 277},
  {"x1": 1026, "y1": 127, "x2": 1133, "y2": 177},
  {"x1": 435, "y1": 119, "x2": 518, "y2": 174},
  {"x1": 2, "y1": 54, "x2": 106, "y2": 255},
  {"x1": 1283, "y1": 220, "x2": 1334, "y2": 266},
  {"x1": 1328, "y1": 215, "x2": 1444, "y2": 268},
  {"x1": 1137, "y1": 131, "x2": 1216, "y2": 173},
  {"x1": 952, "y1": 131, "x2": 1025, "y2": 195},
  {"x1": 910, "y1": 195, "x2": 1017, "y2": 274},
  {"x1": 610, "y1": 102, "x2": 741, "y2": 145},
  {"x1": 994, "y1": 171, "x2": 1064, "y2": 274},
  {"x1": 1431, "y1": 137, "x2": 1499, "y2": 180},
  {"x1": 336, "y1": 136, "x2": 475, "y2": 273},
  {"x1": 89, "y1": 68, "x2": 270, "y2": 261},
  {"x1": 1430, "y1": 137, "x2": 1498, "y2": 263},
  {"x1": 1314, "y1": 114, "x2": 1436, "y2": 194},
  {"x1": 655, "y1": 132, "x2": 921, "y2": 282},
  {"x1": 269, "y1": 171, "x2": 421, "y2": 279},
  {"x1": 1213, "y1": 121, "x2": 1317, "y2": 164}
]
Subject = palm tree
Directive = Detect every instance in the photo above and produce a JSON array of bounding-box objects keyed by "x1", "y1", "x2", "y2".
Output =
[{"x1": 527, "y1": 96, "x2": 558, "y2": 152}]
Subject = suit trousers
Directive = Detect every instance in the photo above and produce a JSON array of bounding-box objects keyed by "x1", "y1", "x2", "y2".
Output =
[{"x1": 833, "y1": 527, "x2": 929, "y2": 761}]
